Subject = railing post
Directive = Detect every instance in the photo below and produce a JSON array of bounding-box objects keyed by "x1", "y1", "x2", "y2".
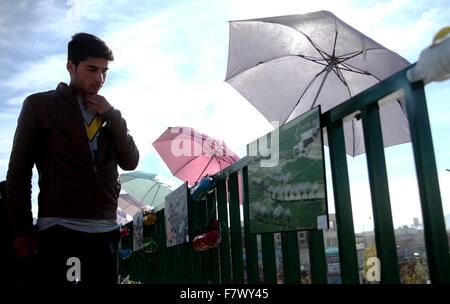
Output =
[
  {"x1": 327, "y1": 119, "x2": 360, "y2": 283},
  {"x1": 158, "y1": 211, "x2": 169, "y2": 283},
  {"x1": 216, "y1": 179, "x2": 232, "y2": 283},
  {"x1": 229, "y1": 172, "x2": 245, "y2": 283},
  {"x1": 362, "y1": 103, "x2": 400, "y2": 283},
  {"x1": 198, "y1": 196, "x2": 211, "y2": 283},
  {"x1": 281, "y1": 232, "x2": 301, "y2": 284},
  {"x1": 207, "y1": 191, "x2": 221, "y2": 283},
  {"x1": 242, "y1": 167, "x2": 260, "y2": 283},
  {"x1": 261, "y1": 233, "x2": 277, "y2": 283},
  {"x1": 308, "y1": 230, "x2": 328, "y2": 284},
  {"x1": 188, "y1": 195, "x2": 203, "y2": 283},
  {"x1": 404, "y1": 81, "x2": 450, "y2": 283}
]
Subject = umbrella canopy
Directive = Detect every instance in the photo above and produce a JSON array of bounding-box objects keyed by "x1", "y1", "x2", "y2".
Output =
[
  {"x1": 119, "y1": 171, "x2": 175, "y2": 209},
  {"x1": 153, "y1": 127, "x2": 240, "y2": 186},
  {"x1": 118, "y1": 193, "x2": 147, "y2": 215},
  {"x1": 225, "y1": 10, "x2": 411, "y2": 156},
  {"x1": 117, "y1": 193, "x2": 147, "y2": 225}
]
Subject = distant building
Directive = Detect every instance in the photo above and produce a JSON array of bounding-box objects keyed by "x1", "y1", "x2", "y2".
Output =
[
  {"x1": 395, "y1": 225, "x2": 426, "y2": 262},
  {"x1": 413, "y1": 217, "x2": 420, "y2": 227},
  {"x1": 241, "y1": 213, "x2": 430, "y2": 284}
]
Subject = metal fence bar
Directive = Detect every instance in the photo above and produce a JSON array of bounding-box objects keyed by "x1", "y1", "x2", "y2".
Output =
[
  {"x1": 242, "y1": 167, "x2": 260, "y2": 283},
  {"x1": 198, "y1": 196, "x2": 211, "y2": 283},
  {"x1": 403, "y1": 81, "x2": 450, "y2": 283},
  {"x1": 181, "y1": 242, "x2": 192, "y2": 283},
  {"x1": 229, "y1": 172, "x2": 245, "y2": 283},
  {"x1": 188, "y1": 195, "x2": 203, "y2": 283},
  {"x1": 145, "y1": 222, "x2": 159, "y2": 283},
  {"x1": 261, "y1": 233, "x2": 277, "y2": 284},
  {"x1": 177, "y1": 246, "x2": 186, "y2": 283},
  {"x1": 171, "y1": 246, "x2": 180, "y2": 283},
  {"x1": 216, "y1": 178, "x2": 232, "y2": 283},
  {"x1": 308, "y1": 230, "x2": 328, "y2": 284},
  {"x1": 158, "y1": 211, "x2": 169, "y2": 283},
  {"x1": 326, "y1": 120, "x2": 360, "y2": 283},
  {"x1": 362, "y1": 103, "x2": 400, "y2": 283},
  {"x1": 281, "y1": 231, "x2": 301, "y2": 284},
  {"x1": 213, "y1": 157, "x2": 249, "y2": 180},
  {"x1": 207, "y1": 191, "x2": 221, "y2": 283}
]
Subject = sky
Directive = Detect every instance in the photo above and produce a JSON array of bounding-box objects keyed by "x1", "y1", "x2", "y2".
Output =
[{"x1": 0, "y1": 0, "x2": 449, "y2": 233}]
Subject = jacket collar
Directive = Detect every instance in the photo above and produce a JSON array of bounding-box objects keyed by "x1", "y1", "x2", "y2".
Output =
[{"x1": 56, "y1": 82, "x2": 82, "y2": 97}]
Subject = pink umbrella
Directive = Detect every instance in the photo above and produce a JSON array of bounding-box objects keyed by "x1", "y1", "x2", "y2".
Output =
[{"x1": 152, "y1": 127, "x2": 240, "y2": 187}]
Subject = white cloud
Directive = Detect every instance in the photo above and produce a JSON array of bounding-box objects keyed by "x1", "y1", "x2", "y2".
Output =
[
  {"x1": 426, "y1": 83, "x2": 450, "y2": 125},
  {"x1": 4, "y1": 54, "x2": 67, "y2": 92},
  {"x1": 368, "y1": 9, "x2": 446, "y2": 61},
  {"x1": 350, "y1": 1, "x2": 449, "y2": 62},
  {"x1": 0, "y1": 110, "x2": 18, "y2": 120},
  {"x1": 93, "y1": 2, "x2": 274, "y2": 161},
  {"x1": 227, "y1": 0, "x2": 350, "y2": 20}
]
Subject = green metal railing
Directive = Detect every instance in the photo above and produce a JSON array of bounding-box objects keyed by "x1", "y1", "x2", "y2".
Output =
[{"x1": 119, "y1": 65, "x2": 450, "y2": 284}]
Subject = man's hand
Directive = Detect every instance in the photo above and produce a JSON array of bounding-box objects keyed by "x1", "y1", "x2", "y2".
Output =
[
  {"x1": 84, "y1": 95, "x2": 112, "y2": 115},
  {"x1": 14, "y1": 233, "x2": 38, "y2": 257}
]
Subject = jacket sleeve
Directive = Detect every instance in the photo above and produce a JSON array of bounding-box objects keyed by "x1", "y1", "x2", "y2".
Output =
[
  {"x1": 6, "y1": 98, "x2": 37, "y2": 240},
  {"x1": 103, "y1": 107, "x2": 139, "y2": 170}
]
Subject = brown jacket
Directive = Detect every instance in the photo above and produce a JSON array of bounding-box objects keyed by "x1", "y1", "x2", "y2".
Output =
[{"x1": 6, "y1": 83, "x2": 139, "y2": 239}]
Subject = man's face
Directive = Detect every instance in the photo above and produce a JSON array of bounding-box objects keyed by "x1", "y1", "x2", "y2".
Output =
[{"x1": 67, "y1": 57, "x2": 109, "y2": 96}]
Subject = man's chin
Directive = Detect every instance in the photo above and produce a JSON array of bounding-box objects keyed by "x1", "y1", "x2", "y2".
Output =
[{"x1": 87, "y1": 87, "x2": 101, "y2": 95}]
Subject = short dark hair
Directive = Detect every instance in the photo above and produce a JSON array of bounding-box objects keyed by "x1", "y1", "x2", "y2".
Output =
[{"x1": 68, "y1": 33, "x2": 114, "y2": 66}]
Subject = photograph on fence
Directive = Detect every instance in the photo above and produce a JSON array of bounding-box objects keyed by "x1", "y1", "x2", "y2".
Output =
[
  {"x1": 247, "y1": 106, "x2": 329, "y2": 234},
  {"x1": 165, "y1": 182, "x2": 190, "y2": 247}
]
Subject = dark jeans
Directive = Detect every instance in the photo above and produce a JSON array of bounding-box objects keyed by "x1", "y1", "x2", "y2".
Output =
[{"x1": 37, "y1": 225, "x2": 120, "y2": 285}]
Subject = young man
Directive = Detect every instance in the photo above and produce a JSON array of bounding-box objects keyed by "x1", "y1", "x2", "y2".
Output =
[{"x1": 6, "y1": 33, "x2": 139, "y2": 284}]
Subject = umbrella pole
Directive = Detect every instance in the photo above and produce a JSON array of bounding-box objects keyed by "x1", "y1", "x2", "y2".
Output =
[
  {"x1": 150, "y1": 186, "x2": 161, "y2": 208},
  {"x1": 140, "y1": 183, "x2": 164, "y2": 208},
  {"x1": 195, "y1": 154, "x2": 216, "y2": 183}
]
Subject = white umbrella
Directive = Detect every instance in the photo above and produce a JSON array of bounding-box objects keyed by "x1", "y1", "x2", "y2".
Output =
[{"x1": 225, "y1": 10, "x2": 411, "y2": 156}]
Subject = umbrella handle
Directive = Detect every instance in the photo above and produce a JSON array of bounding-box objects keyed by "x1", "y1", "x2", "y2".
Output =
[{"x1": 190, "y1": 176, "x2": 216, "y2": 202}]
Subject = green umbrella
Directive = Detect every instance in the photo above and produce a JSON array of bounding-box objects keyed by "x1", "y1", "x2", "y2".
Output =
[{"x1": 119, "y1": 171, "x2": 175, "y2": 209}]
